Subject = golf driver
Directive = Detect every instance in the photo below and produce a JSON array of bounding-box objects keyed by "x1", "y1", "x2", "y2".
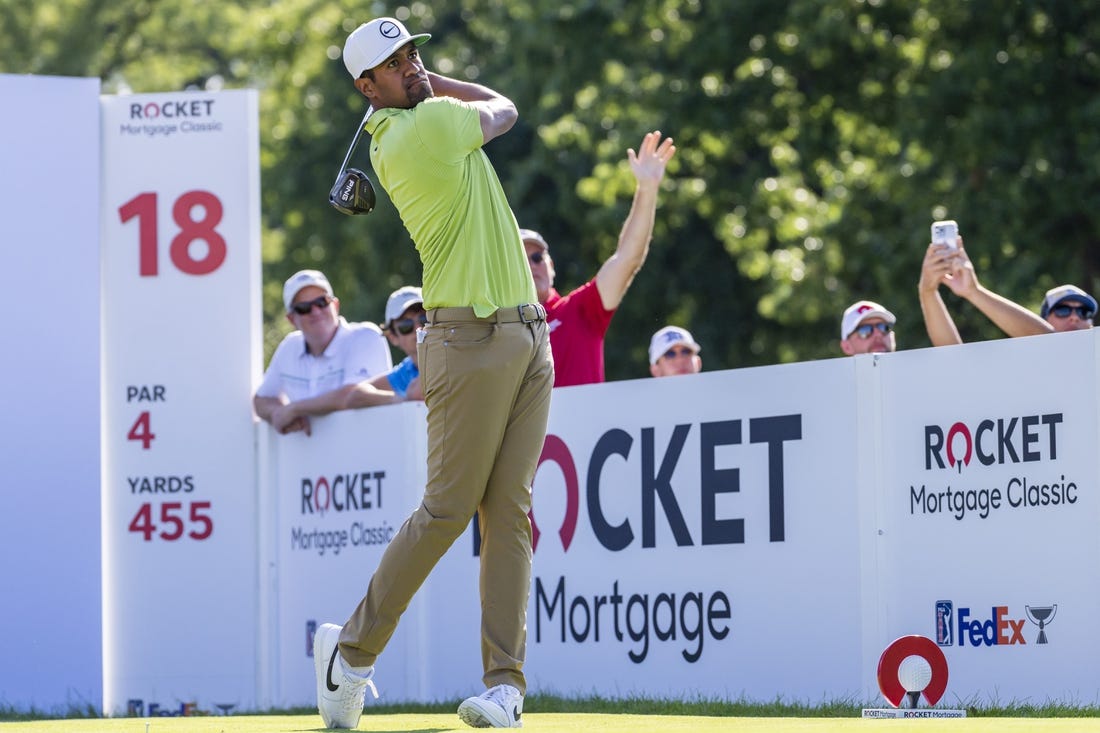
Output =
[{"x1": 329, "y1": 107, "x2": 377, "y2": 215}]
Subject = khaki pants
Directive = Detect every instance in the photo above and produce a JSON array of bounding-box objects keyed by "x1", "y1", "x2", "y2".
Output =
[{"x1": 340, "y1": 304, "x2": 553, "y2": 694}]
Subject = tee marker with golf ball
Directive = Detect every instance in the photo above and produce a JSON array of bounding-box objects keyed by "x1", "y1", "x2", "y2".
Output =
[{"x1": 861, "y1": 635, "x2": 967, "y2": 719}]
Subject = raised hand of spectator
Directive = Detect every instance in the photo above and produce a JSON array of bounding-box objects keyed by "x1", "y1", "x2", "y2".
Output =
[
  {"x1": 919, "y1": 242, "x2": 957, "y2": 296},
  {"x1": 628, "y1": 131, "x2": 676, "y2": 190},
  {"x1": 939, "y1": 238, "x2": 979, "y2": 298}
]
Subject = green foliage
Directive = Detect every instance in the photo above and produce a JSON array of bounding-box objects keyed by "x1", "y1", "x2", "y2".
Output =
[{"x1": 3, "y1": 0, "x2": 1098, "y2": 373}]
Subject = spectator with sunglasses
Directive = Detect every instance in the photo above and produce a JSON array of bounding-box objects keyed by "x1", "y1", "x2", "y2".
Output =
[
  {"x1": 371, "y1": 285, "x2": 426, "y2": 401},
  {"x1": 1040, "y1": 285, "x2": 1096, "y2": 331},
  {"x1": 917, "y1": 235, "x2": 1091, "y2": 346},
  {"x1": 253, "y1": 269, "x2": 392, "y2": 435},
  {"x1": 262, "y1": 286, "x2": 429, "y2": 425},
  {"x1": 521, "y1": 130, "x2": 677, "y2": 388},
  {"x1": 840, "y1": 300, "x2": 898, "y2": 355},
  {"x1": 648, "y1": 326, "x2": 703, "y2": 377}
]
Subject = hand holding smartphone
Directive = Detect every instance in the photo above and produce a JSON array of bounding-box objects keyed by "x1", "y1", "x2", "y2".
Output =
[{"x1": 931, "y1": 220, "x2": 959, "y2": 249}]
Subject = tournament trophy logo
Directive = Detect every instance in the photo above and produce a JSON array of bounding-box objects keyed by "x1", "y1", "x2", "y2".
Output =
[
  {"x1": 1025, "y1": 604, "x2": 1057, "y2": 644},
  {"x1": 862, "y1": 635, "x2": 967, "y2": 719}
]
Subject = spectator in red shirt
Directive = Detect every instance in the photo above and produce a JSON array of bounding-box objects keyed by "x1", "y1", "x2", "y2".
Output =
[{"x1": 521, "y1": 130, "x2": 676, "y2": 387}]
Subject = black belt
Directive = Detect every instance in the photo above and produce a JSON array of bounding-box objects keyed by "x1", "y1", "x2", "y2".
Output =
[{"x1": 427, "y1": 303, "x2": 546, "y2": 325}]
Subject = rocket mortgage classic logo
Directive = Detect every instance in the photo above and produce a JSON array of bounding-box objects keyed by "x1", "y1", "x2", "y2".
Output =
[{"x1": 911, "y1": 411, "x2": 1079, "y2": 521}]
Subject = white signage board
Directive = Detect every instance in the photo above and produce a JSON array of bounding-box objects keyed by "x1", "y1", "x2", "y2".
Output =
[
  {"x1": 0, "y1": 73, "x2": 103, "y2": 713},
  {"x1": 262, "y1": 405, "x2": 430, "y2": 707},
  {"x1": 874, "y1": 332, "x2": 1100, "y2": 704},
  {"x1": 422, "y1": 360, "x2": 867, "y2": 702},
  {"x1": 100, "y1": 90, "x2": 262, "y2": 716},
  {"x1": 260, "y1": 333, "x2": 1100, "y2": 706}
]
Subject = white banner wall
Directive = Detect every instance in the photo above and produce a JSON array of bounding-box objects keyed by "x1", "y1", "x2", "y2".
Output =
[
  {"x1": 264, "y1": 405, "x2": 429, "y2": 707},
  {"x1": 99, "y1": 91, "x2": 263, "y2": 716},
  {"x1": 0, "y1": 74, "x2": 103, "y2": 714},
  {"x1": 420, "y1": 360, "x2": 868, "y2": 702},
  {"x1": 261, "y1": 335, "x2": 1100, "y2": 708},
  {"x1": 13, "y1": 76, "x2": 1100, "y2": 715},
  {"x1": 873, "y1": 331, "x2": 1100, "y2": 705}
]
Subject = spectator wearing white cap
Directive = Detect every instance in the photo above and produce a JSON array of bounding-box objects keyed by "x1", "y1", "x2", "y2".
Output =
[
  {"x1": 648, "y1": 326, "x2": 702, "y2": 377},
  {"x1": 253, "y1": 269, "x2": 392, "y2": 435},
  {"x1": 373, "y1": 285, "x2": 426, "y2": 399},
  {"x1": 1040, "y1": 284, "x2": 1096, "y2": 332},
  {"x1": 840, "y1": 300, "x2": 898, "y2": 355},
  {"x1": 520, "y1": 130, "x2": 676, "y2": 388},
  {"x1": 917, "y1": 231, "x2": 1086, "y2": 346},
  {"x1": 266, "y1": 286, "x2": 429, "y2": 424}
]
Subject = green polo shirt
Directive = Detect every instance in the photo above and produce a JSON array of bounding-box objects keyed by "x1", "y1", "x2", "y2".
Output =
[{"x1": 366, "y1": 98, "x2": 535, "y2": 317}]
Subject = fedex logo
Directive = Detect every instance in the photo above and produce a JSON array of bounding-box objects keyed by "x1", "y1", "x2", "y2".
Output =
[{"x1": 956, "y1": 605, "x2": 1026, "y2": 647}]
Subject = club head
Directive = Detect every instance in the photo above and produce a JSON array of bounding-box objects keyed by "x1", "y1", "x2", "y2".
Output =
[{"x1": 329, "y1": 168, "x2": 376, "y2": 215}]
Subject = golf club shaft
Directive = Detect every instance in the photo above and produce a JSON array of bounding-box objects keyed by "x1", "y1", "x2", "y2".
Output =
[{"x1": 334, "y1": 106, "x2": 374, "y2": 180}]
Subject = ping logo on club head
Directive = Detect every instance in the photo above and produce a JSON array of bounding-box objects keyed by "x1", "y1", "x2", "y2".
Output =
[
  {"x1": 339, "y1": 177, "x2": 356, "y2": 203},
  {"x1": 380, "y1": 21, "x2": 401, "y2": 38},
  {"x1": 877, "y1": 635, "x2": 949, "y2": 708}
]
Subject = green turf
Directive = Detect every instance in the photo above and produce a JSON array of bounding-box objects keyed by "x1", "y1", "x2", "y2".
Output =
[
  {"x1": 5, "y1": 712, "x2": 1100, "y2": 733},
  {"x1": 7, "y1": 696, "x2": 1100, "y2": 731}
]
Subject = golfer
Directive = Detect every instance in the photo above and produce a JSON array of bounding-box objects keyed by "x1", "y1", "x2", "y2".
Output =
[{"x1": 312, "y1": 15, "x2": 553, "y2": 730}]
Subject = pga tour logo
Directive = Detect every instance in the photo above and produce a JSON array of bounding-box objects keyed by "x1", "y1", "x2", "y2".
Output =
[{"x1": 935, "y1": 600, "x2": 1057, "y2": 646}]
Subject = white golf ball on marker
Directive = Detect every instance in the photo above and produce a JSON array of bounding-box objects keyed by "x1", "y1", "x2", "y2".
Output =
[{"x1": 898, "y1": 654, "x2": 933, "y2": 692}]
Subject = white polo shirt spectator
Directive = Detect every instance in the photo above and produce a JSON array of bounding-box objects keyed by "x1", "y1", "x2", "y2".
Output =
[
  {"x1": 256, "y1": 317, "x2": 392, "y2": 402},
  {"x1": 254, "y1": 269, "x2": 392, "y2": 434}
]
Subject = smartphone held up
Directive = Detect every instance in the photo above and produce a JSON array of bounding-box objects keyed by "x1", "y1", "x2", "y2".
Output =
[{"x1": 931, "y1": 220, "x2": 959, "y2": 249}]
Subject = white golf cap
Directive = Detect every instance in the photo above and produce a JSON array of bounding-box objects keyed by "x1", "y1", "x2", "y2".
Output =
[
  {"x1": 283, "y1": 269, "x2": 334, "y2": 312},
  {"x1": 841, "y1": 300, "x2": 896, "y2": 339},
  {"x1": 384, "y1": 285, "x2": 424, "y2": 327},
  {"x1": 518, "y1": 228, "x2": 549, "y2": 251},
  {"x1": 648, "y1": 326, "x2": 701, "y2": 365},
  {"x1": 1040, "y1": 284, "x2": 1097, "y2": 318},
  {"x1": 343, "y1": 17, "x2": 431, "y2": 79}
]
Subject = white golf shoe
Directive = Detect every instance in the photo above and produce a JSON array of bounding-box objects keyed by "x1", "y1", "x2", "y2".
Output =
[
  {"x1": 313, "y1": 622, "x2": 375, "y2": 729},
  {"x1": 457, "y1": 684, "x2": 524, "y2": 728}
]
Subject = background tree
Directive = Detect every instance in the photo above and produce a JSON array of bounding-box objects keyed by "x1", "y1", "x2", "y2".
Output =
[{"x1": 3, "y1": 0, "x2": 1097, "y2": 377}]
